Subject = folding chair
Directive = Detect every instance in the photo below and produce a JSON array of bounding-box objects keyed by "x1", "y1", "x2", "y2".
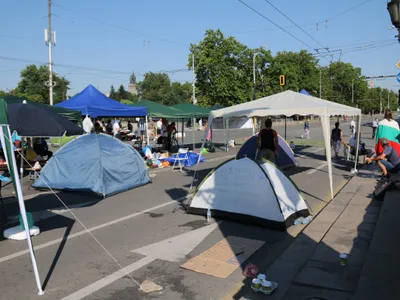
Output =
[{"x1": 172, "y1": 148, "x2": 189, "y2": 173}]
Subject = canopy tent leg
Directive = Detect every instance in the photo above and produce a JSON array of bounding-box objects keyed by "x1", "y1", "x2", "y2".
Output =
[
  {"x1": 252, "y1": 117, "x2": 257, "y2": 136},
  {"x1": 190, "y1": 118, "x2": 210, "y2": 189},
  {"x1": 226, "y1": 118, "x2": 230, "y2": 152},
  {"x1": 284, "y1": 117, "x2": 287, "y2": 140},
  {"x1": 223, "y1": 117, "x2": 227, "y2": 152},
  {"x1": 181, "y1": 118, "x2": 184, "y2": 145},
  {"x1": 192, "y1": 116, "x2": 195, "y2": 151},
  {"x1": 351, "y1": 115, "x2": 362, "y2": 174},
  {"x1": 320, "y1": 112, "x2": 334, "y2": 200},
  {"x1": 0, "y1": 126, "x2": 44, "y2": 295},
  {"x1": 145, "y1": 116, "x2": 150, "y2": 146}
]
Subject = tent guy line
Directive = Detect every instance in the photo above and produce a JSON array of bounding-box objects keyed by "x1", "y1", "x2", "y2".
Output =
[{"x1": 0, "y1": 198, "x2": 187, "y2": 264}]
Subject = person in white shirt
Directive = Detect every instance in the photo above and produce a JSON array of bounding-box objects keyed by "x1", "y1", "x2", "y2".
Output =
[
  {"x1": 156, "y1": 119, "x2": 163, "y2": 136},
  {"x1": 378, "y1": 109, "x2": 399, "y2": 130},
  {"x1": 198, "y1": 119, "x2": 203, "y2": 131},
  {"x1": 349, "y1": 133, "x2": 372, "y2": 157},
  {"x1": 372, "y1": 118, "x2": 378, "y2": 139},
  {"x1": 350, "y1": 119, "x2": 356, "y2": 136},
  {"x1": 112, "y1": 120, "x2": 121, "y2": 138}
]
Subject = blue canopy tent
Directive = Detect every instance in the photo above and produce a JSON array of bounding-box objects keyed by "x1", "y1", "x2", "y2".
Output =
[
  {"x1": 55, "y1": 85, "x2": 146, "y2": 118},
  {"x1": 237, "y1": 134, "x2": 297, "y2": 169},
  {"x1": 33, "y1": 133, "x2": 151, "y2": 197},
  {"x1": 300, "y1": 89, "x2": 311, "y2": 96}
]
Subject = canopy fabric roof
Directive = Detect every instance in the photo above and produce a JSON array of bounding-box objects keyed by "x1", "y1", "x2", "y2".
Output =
[
  {"x1": 2, "y1": 95, "x2": 82, "y2": 123},
  {"x1": 171, "y1": 103, "x2": 211, "y2": 118},
  {"x1": 56, "y1": 85, "x2": 146, "y2": 118},
  {"x1": 209, "y1": 90, "x2": 361, "y2": 120},
  {"x1": 131, "y1": 100, "x2": 190, "y2": 118}
]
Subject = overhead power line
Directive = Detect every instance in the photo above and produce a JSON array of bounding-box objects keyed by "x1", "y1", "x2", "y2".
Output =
[
  {"x1": 238, "y1": 0, "x2": 314, "y2": 50},
  {"x1": 52, "y1": 1, "x2": 188, "y2": 48},
  {"x1": 0, "y1": 55, "x2": 189, "y2": 76},
  {"x1": 321, "y1": 0, "x2": 374, "y2": 23}
]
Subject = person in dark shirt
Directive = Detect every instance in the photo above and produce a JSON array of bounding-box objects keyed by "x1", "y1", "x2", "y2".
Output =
[
  {"x1": 331, "y1": 122, "x2": 343, "y2": 160},
  {"x1": 257, "y1": 119, "x2": 279, "y2": 163},
  {"x1": 127, "y1": 120, "x2": 133, "y2": 132},
  {"x1": 366, "y1": 138, "x2": 400, "y2": 178}
]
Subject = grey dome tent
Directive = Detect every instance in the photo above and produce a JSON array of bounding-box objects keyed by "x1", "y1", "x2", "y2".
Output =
[
  {"x1": 33, "y1": 133, "x2": 150, "y2": 197},
  {"x1": 188, "y1": 157, "x2": 310, "y2": 230}
]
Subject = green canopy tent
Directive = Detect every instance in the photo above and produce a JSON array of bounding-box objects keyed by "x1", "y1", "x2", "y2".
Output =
[
  {"x1": 3, "y1": 95, "x2": 82, "y2": 124},
  {"x1": 171, "y1": 103, "x2": 212, "y2": 150},
  {"x1": 0, "y1": 98, "x2": 44, "y2": 295},
  {"x1": 131, "y1": 100, "x2": 195, "y2": 148}
]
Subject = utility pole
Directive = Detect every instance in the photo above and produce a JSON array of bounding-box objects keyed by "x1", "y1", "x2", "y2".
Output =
[
  {"x1": 192, "y1": 54, "x2": 196, "y2": 105},
  {"x1": 45, "y1": 0, "x2": 56, "y2": 105},
  {"x1": 388, "y1": 90, "x2": 390, "y2": 109},
  {"x1": 380, "y1": 89, "x2": 383, "y2": 114},
  {"x1": 352, "y1": 79, "x2": 354, "y2": 104},
  {"x1": 319, "y1": 69, "x2": 322, "y2": 98},
  {"x1": 253, "y1": 52, "x2": 258, "y2": 100}
]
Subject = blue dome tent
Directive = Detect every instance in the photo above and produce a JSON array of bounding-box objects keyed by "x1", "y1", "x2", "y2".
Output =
[
  {"x1": 300, "y1": 89, "x2": 311, "y2": 96},
  {"x1": 236, "y1": 134, "x2": 297, "y2": 169},
  {"x1": 33, "y1": 133, "x2": 150, "y2": 197}
]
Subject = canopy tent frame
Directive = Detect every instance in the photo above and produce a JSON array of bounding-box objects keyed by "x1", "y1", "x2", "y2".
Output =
[{"x1": 190, "y1": 91, "x2": 362, "y2": 200}]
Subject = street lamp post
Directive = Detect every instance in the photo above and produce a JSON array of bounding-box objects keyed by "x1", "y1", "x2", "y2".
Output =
[
  {"x1": 388, "y1": 0, "x2": 400, "y2": 42},
  {"x1": 253, "y1": 46, "x2": 266, "y2": 100}
]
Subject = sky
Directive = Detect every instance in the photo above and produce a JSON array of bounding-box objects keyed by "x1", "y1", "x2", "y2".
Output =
[{"x1": 0, "y1": 0, "x2": 399, "y2": 96}]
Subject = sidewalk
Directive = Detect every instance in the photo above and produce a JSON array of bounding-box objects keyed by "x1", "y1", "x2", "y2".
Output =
[{"x1": 232, "y1": 163, "x2": 400, "y2": 300}]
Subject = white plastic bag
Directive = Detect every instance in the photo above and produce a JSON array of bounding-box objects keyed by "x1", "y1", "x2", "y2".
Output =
[{"x1": 82, "y1": 115, "x2": 93, "y2": 133}]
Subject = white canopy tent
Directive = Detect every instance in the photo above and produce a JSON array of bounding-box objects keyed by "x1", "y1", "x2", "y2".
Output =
[{"x1": 192, "y1": 90, "x2": 362, "y2": 199}]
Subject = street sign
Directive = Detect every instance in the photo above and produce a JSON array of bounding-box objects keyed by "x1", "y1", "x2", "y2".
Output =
[
  {"x1": 396, "y1": 61, "x2": 400, "y2": 69},
  {"x1": 397, "y1": 72, "x2": 400, "y2": 83}
]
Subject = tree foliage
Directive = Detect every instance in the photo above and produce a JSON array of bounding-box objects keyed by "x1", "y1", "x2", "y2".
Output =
[{"x1": 13, "y1": 65, "x2": 70, "y2": 104}]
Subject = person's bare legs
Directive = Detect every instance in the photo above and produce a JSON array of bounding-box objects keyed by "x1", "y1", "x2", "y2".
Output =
[{"x1": 377, "y1": 160, "x2": 388, "y2": 176}]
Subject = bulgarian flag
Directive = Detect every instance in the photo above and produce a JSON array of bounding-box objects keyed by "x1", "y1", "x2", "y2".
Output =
[{"x1": 375, "y1": 124, "x2": 400, "y2": 155}]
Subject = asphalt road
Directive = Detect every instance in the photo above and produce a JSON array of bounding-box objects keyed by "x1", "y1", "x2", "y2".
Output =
[{"x1": 0, "y1": 117, "x2": 378, "y2": 300}]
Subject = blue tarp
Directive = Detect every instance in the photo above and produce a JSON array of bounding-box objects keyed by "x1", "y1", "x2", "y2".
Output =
[
  {"x1": 300, "y1": 89, "x2": 311, "y2": 96},
  {"x1": 56, "y1": 85, "x2": 147, "y2": 118},
  {"x1": 237, "y1": 134, "x2": 297, "y2": 169},
  {"x1": 33, "y1": 133, "x2": 150, "y2": 197},
  {"x1": 162, "y1": 152, "x2": 205, "y2": 167}
]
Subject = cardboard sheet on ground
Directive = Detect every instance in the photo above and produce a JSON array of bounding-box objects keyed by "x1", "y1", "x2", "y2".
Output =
[{"x1": 181, "y1": 236, "x2": 264, "y2": 278}]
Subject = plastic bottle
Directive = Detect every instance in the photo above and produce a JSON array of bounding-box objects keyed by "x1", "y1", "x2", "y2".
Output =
[
  {"x1": 301, "y1": 216, "x2": 313, "y2": 225},
  {"x1": 293, "y1": 217, "x2": 303, "y2": 225},
  {"x1": 207, "y1": 208, "x2": 211, "y2": 222}
]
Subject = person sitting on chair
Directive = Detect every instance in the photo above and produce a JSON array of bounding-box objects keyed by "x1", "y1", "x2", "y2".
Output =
[
  {"x1": 349, "y1": 133, "x2": 372, "y2": 158},
  {"x1": 33, "y1": 138, "x2": 53, "y2": 160},
  {"x1": 366, "y1": 138, "x2": 400, "y2": 179}
]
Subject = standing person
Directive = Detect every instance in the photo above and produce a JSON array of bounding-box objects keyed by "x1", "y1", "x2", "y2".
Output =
[
  {"x1": 106, "y1": 119, "x2": 113, "y2": 134},
  {"x1": 139, "y1": 118, "x2": 145, "y2": 141},
  {"x1": 198, "y1": 118, "x2": 203, "y2": 131},
  {"x1": 156, "y1": 118, "x2": 163, "y2": 137},
  {"x1": 350, "y1": 119, "x2": 356, "y2": 136},
  {"x1": 331, "y1": 122, "x2": 343, "y2": 160},
  {"x1": 379, "y1": 109, "x2": 399, "y2": 130},
  {"x1": 127, "y1": 120, "x2": 133, "y2": 132},
  {"x1": 203, "y1": 120, "x2": 212, "y2": 142},
  {"x1": 372, "y1": 118, "x2": 378, "y2": 139},
  {"x1": 366, "y1": 138, "x2": 400, "y2": 179},
  {"x1": 257, "y1": 119, "x2": 279, "y2": 163},
  {"x1": 112, "y1": 119, "x2": 121, "y2": 139},
  {"x1": 301, "y1": 119, "x2": 310, "y2": 139},
  {"x1": 166, "y1": 122, "x2": 177, "y2": 151}
]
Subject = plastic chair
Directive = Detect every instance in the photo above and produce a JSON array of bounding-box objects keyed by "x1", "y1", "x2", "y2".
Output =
[{"x1": 172, "y1": 148, "x2": 189, "y2": 173}]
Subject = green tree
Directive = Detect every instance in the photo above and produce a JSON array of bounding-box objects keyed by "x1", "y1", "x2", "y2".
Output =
[
  {"x1": 266, "y1": 50, "x2": 320, "y2": 95},
  {"x1": 116, "y1": 84, "x2": 128, "y2": 102},
  {"x1": 189, "y1": 29, "x2": 271, "y2": 106},
  {"x1": 109, "y1": 85, "x2": 117, "y2": 99},
  {"x1": 14, "y1": 64, "x2": 70, "y2": 104},
  {"x1": 139, "y1": 72, "x2": 171, "y2": 103},
  {"x1": 0, "y1": 90, "x2": 7, "y2": 98}
]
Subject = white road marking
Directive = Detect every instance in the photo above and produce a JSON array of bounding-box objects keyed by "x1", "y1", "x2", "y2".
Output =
[
  {"x1": 306, "y1": 162, "x2": 328, "y2": 175},
  {"x1": 60, "y1": 256, "x2": 155, "y2": 300},
  {"x1": 60, "y1": 223, "x2": 220, "y2": 300},
  {"x1": 0, "y1": 198, "x2": 188, "y2": 264}
]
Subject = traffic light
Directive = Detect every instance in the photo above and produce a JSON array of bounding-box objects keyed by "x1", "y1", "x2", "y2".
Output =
[{"x1": 279, "y1": 75, "x2": 285, "y2": 86}]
